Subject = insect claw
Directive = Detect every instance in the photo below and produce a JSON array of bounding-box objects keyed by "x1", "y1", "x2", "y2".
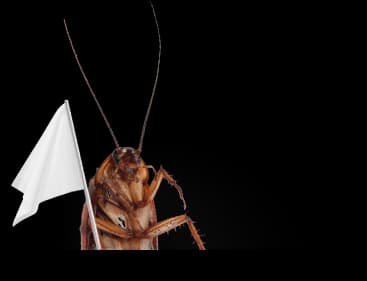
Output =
[{"x1": 145, "y1": 165, "x2": 157, "y2": 174}]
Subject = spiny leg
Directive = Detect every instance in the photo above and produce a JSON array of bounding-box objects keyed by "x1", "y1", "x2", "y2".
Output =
[
  {"x1": 143, "y1": 214, "x2": 206, "y2": 250},
  {"x1": 142, "y1": 166, "x2": 204, "y2": 249},
  {"x1": 143, "y1": 166, "x2": 186, "y2": 209},
  {"x1": 186, "y1": 217, "x2": 205, "y2": 250}
]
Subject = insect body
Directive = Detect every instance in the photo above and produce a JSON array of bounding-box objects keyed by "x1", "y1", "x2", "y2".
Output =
[
  {"x1": 80, "y1": 147, "x2": 204, "y2": 249},
  {"x1": 64, "y1": 3, "x2": 205, "y2": 250}
]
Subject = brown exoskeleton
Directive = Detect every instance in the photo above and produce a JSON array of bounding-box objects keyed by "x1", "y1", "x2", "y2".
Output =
[{"x1": 64, "y1": 3, "x2": 205, "y2": 250}]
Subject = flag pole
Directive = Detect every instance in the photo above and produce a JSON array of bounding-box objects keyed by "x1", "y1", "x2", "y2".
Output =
[{"x1": 64, "y1": 100, "x2": 102, "y2": 250}]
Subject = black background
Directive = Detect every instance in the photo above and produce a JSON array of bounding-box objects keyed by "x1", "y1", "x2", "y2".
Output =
[{"x1": 1, "y1": 1, "x2": 337, "y2": 250}]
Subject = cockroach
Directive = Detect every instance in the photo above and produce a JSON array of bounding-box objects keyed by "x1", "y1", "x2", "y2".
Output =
[{"x1": 63, "y1": 3, "x2": 205, "y2": 250}]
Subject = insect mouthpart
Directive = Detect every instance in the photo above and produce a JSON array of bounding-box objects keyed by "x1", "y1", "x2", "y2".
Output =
[
  {"x1": 112, "y1": 147, "x2": 141, "y2": 166},
  {"x1": 111, "y1": 147, "x2": 142, "y2": 182}
]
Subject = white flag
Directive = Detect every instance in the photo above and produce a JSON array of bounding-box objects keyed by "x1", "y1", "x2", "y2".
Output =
[{"x1": 12, "y1": 101, "x2": 85, "y2": 226}]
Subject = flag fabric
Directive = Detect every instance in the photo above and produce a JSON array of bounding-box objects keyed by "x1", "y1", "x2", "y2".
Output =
[{"x1": 12, "y1": 101, "x2": 85, "y2": 226}]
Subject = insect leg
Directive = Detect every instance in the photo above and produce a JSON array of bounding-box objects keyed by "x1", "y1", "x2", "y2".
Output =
[
  {"x1": 143, "y1": 166, "x2": 186, "y2": 209},
  {"x1": 97, "y1": 197, "x2": 145, "y2": 233},
  {"x1": 97, "y1": 199, "x2": 129, "y2": 229},
  {"x1": 80, "y1": 177, "x2": 97, "y2": 250},
  {"x1": 143, "y1": 214, "x2": 206, "y2": 250},
  {"x1": 80, "y1": 203, "x2": 90, "y2": 250},
  {"x1": 186, "y1": 217, "x2": 206, "y2": 250},
  {"x1": 95, "y1": 217, "x2": 131, "y2": 239}
]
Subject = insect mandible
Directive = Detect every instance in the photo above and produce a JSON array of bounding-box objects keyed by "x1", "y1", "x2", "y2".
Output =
[{"x1": 63, "y1": 3, "x2": 205, "y2": 250}]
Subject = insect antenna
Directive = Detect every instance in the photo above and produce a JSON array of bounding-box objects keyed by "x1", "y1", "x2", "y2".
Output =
[
  {"x1": 63, "y1": 19, "x2": 120, "y2": 149},
  {"x1": 137, "y1": 1, "x2": 162, "y2": 154}
]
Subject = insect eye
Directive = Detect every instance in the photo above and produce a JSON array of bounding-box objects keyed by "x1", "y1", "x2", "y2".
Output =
[
  {"x1": 112, "y1": 149, "x2": 122, "y2": 164},
  {"x1": 117, "y1": 216, "x2": 126, "y2": 229}
]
